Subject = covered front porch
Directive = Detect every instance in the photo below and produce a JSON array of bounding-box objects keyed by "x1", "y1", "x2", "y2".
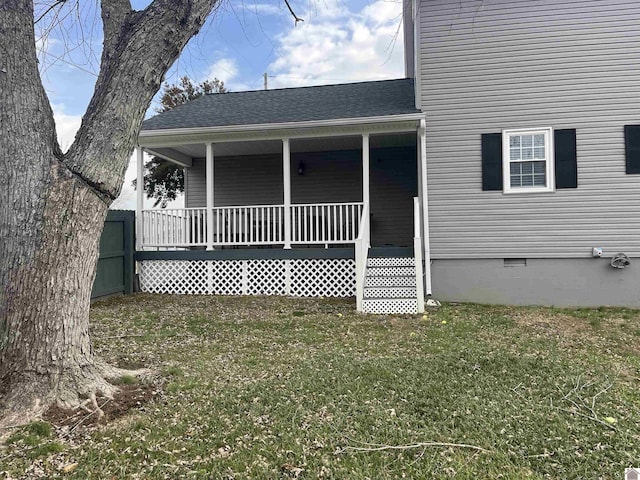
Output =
[
  {"x1": 135, "y1": 79, "x2": 432, "y2": 313},
  {"x1": 137, "y1": 131, "x2": 419, "y2": 251}
]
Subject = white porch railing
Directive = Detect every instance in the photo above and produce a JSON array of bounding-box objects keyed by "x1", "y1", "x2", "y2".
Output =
[
  {"x1": 291, "y1": 202, "x2": 364, "y2": 245},
  {"x1": 212, "y1": 204, "x2": 285, "y2": 245},
  {"x1": 141, "y1": 202, "x2": 364, "y2": 248},
  {"x1": 142, "y1": 208, "x2": 208, "y2": 248}
]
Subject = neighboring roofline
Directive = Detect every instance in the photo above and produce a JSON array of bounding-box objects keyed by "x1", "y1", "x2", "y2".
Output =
[
  {"x1": 139, "y1": 113, "x2": 425, "y2": 138},
  {"x1": 201, "y1": 77, "x2": 413, "y2": 96}
]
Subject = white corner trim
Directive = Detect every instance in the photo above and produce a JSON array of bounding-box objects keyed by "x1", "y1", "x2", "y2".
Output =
[{"x1": 418, "y1": 119, "x2": 432, "y2": 296}]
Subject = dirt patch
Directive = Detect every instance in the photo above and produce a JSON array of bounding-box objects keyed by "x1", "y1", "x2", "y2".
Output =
[{"x1": 43, "y1": 383, "x2": 158, "y2": 430}]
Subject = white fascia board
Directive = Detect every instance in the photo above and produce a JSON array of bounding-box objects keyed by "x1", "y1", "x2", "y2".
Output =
[
  {"x1": 138, "y1": 113, "x2": 426, "y2": 145},
  {"x1": 144, "y1": 148, "x2": 193, "y2": 167}
]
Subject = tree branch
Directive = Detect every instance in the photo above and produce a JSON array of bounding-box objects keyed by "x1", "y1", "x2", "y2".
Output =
[
  {"x1": 339, "y1": 442, "x2": 491, "y2": 454},
  {"x1": 100, "y1": 0, "x2": 132, "y2": 62},
  {"x1": 34, "y1": 0, "x2": 67, "y2": 24},
  {"x1": 283, "y1": 0, "x2": 303, "y2": 25},
  {"x1": 64, "y1": 0, "x2": 219, "y2": 199}
]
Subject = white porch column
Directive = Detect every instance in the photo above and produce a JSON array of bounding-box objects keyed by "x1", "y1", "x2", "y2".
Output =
[
  {"x1": 283, "y1": 138, "x2": 292, "y2": 249},
  {"x1": 418, "y1": 120, "x2": 433, "y2": 296},
  {"x1": 362, "y1": 133, "x2": 370, "y2": 207},
  {"x1": 136, "y1": 147, "x2": 144, "y2": 251},
  {"x1": 206, "y1": 142, "x2": 215, "y2": 250}
]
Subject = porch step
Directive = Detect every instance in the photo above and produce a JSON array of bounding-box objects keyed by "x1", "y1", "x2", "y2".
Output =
[
  {"x1": 365, "y1": 275, "x2": 416, "y2": 287},
  {"x1": 363, "y1": 299, "x2": 418, "y2": 315},
  {"x1": 365, "y1": 266, "x2": 415, "y2": 277},
  {"x1": 367, "y1": 257, "x2": 415, "y2": 267},
  {"x1": 364, "y1": 287, "x2": 417, "y2": 299},
  {"x1": 362, "y1": 257, "x2": 419, "y2": 314}
]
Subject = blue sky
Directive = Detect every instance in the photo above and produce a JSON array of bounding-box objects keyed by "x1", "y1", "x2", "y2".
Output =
[{"x1": 36, "y1": 0, "x2": 405, "y2": 208}]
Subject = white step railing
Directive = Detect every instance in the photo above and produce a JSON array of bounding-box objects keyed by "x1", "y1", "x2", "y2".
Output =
[
  {"x1": 355, "y1": 202, "x2": 370, "y2": 312},
  {"x1": 141, "y1": 202, "x2": 364, "y2": 248},
  {"x1": 291, "y1": 202, "x2": 363, "y2": 245}
]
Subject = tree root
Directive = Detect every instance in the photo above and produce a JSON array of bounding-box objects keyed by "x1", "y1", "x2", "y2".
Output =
[{"x1": 0, "y1": 360, "x2": 154, "y2": 439}]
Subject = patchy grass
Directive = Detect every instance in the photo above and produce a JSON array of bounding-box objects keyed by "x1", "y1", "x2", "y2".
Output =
[{"x1": 2, "y1": 294, "x2": 640, "y2": 479}]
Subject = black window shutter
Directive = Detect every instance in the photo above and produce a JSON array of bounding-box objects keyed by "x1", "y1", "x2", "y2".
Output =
[
  {"x1": 625, "y1": 125, "x2": 640, "y2": 174},
  {"x1": 481, "y1": 133, "x2": 502, "y2": 191},
  {"x1": 554, "y1": 129, "x2": 577, "y2": 189}
]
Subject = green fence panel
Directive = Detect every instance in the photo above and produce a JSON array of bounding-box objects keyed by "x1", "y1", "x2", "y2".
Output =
[{"x1": 91, "y1": 210, "x2": 135, "y2": 300}]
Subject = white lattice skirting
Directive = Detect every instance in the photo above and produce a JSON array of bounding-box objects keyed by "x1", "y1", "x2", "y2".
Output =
[{"x1": 139, "y1": 259, "x2": 356, "y2": 297}]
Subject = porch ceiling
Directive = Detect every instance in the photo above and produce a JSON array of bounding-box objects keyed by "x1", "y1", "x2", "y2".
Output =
[{"x1": 162, "y1": 133, "x2": 417, "y2": 159}]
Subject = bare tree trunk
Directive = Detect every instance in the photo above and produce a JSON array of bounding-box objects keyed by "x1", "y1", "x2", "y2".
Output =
[
  {"x1": 0, "y1": 163, "x2": 114, "y2": 424},
  {"x1": 0, "y1": 0, "x2": 219, "y2": 427}
]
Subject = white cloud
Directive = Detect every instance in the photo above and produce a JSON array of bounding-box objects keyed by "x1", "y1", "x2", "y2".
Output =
[
  {"x1": 204, "y1": 57, "x2": 239, "y2": 83},
  {"x1": 361, "y1": 0, "x2": 405, "y2": 26},
  {"x1": 202, "y1": 57, "x2": 256, "y2": 92},
  {"x1": 35, "y1": 36, "x2": 59, "y2": 59},
  {"x1": 247, "y1": 3, "x2": 283, "y2": 16},
  {"x1": 52, "y1": 103, "x2": 82, "y2": 152},
  {"x1": 267, "y1": 0, "x2": 404, "y2": 88}
]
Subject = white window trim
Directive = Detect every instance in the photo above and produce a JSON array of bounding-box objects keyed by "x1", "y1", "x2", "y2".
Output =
[{"x1": 502, "y1": 127, "x2": 555, "y2": 194}]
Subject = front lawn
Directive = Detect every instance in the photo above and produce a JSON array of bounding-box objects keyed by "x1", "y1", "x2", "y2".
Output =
[{"x1": 3, "y1": 295, "x2": 640, "y2": 479}]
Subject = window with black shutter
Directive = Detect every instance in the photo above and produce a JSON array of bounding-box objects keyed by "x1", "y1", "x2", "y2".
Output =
[{"x1": 481, "y1": 128, "x2": 577, "y2": 192}]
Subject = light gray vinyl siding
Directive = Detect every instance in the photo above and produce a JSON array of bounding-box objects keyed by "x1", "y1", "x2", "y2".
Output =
[
  {"x1": 290, "y1": 151, "x2": 362, "y2": 205},
  {"x1": 185, "y1": 148, "x2": 417, "y2": 247},
  {"x1": 186, "y1": 155, "x2": 283, "y2": 208},
  {"x1": 185, "y1": 158, "x2": 205, "y2": 208},
  {"x1": 419, "y1": 0, "x2": 640, "y2": 259}
]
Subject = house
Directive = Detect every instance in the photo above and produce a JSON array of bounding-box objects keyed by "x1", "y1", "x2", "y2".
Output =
[{"x1": 136, "y1": 0, "x2": 640, "y2": 310}]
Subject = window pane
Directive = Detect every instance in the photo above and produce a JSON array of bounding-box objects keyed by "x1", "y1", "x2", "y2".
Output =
[
  {"x1": 510, "y1": 148, "x2": 521, "y2": 161},
  {"x1": 522, "y1": 148, "x2": 533, "y2": 160},
  {"x1": 534, "y1": 147, "x2": 545, "y2": 159},
  {"x1": 534, "y1": 134, "x2": 545, "y2": 146},
  {"x1": 509, "y1": 136, "x2": 521, "y2": 148},
  {"x1": 533, "y1": 161, "x2": 546, "y2": 174},
  {"x1": 522, "y1": 135, "x2": 533, "y2": 147},
  {"x1": 510, "y1": 161, "x2": 547, "y2": 189}
]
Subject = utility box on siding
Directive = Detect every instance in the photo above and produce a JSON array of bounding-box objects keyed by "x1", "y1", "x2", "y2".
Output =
[{"x1": 91, "y1": 210, "x2": 135, "y2": 300}]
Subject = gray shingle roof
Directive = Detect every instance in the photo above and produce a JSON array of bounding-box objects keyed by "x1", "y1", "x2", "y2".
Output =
[{"x1": 141, "y1": 78, "x2": 420, "y2": 131}]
